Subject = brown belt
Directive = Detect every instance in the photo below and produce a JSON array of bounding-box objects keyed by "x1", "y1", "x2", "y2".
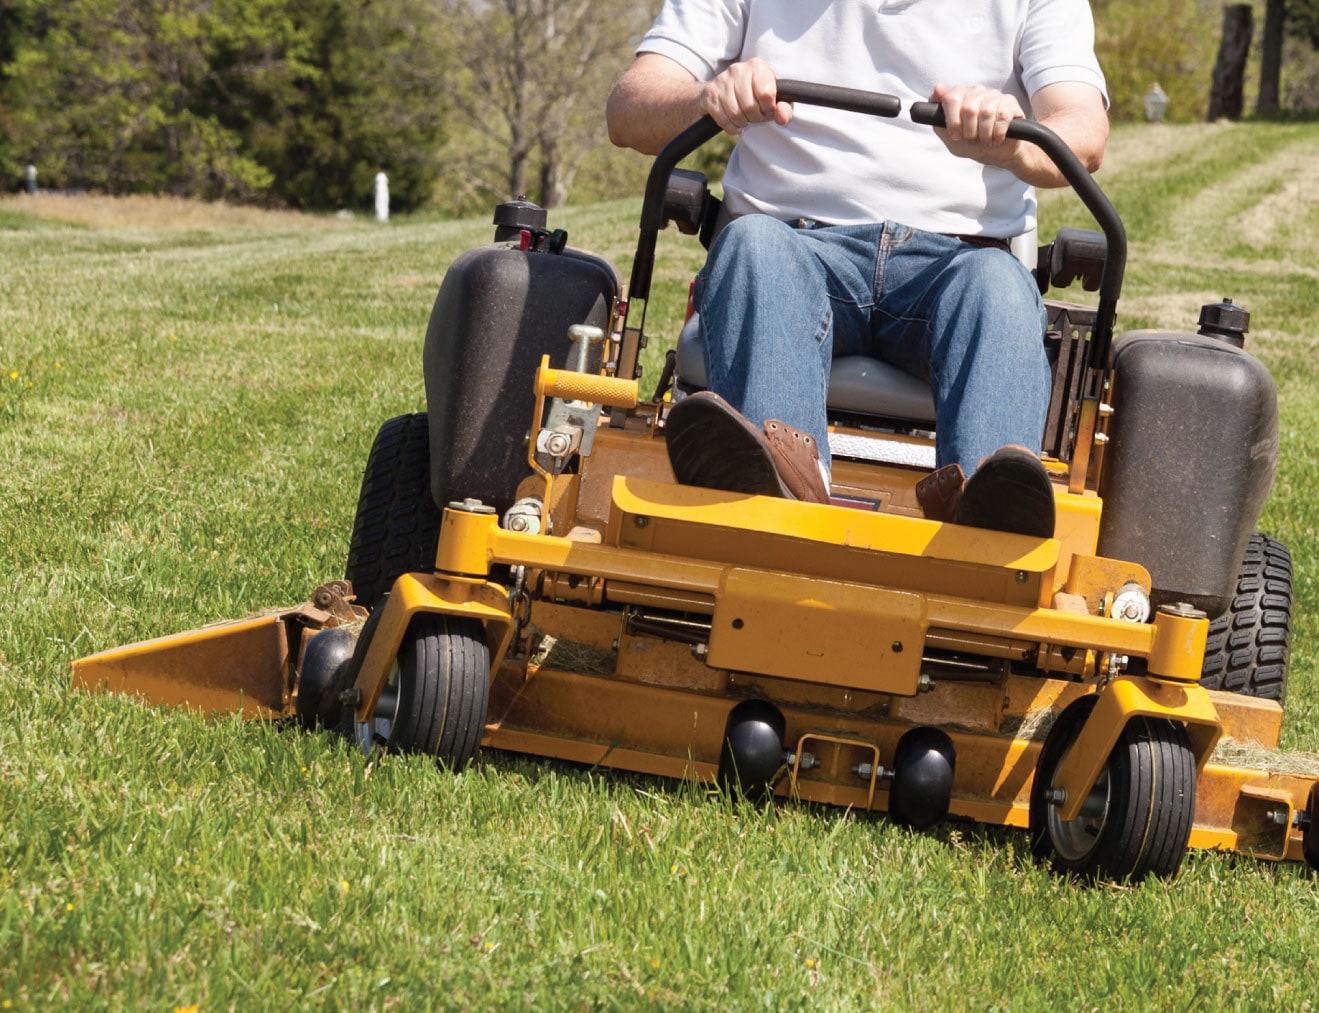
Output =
[{"x1": 947, "y1": 233, "x2": 1011, "y2": 252}]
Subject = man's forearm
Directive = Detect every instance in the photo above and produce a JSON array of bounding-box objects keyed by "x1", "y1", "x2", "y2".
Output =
[
  {"x1": 606, "y1": 59, "x2": 706, "y2": 155},
  {"x1": 1013, "y1": 85, "x2": 1109, "y2": 188}
]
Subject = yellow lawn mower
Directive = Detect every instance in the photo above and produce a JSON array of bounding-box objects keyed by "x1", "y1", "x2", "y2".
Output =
[{"x1": 75, "y1": 83, "x2": 1316, "y2": 882}]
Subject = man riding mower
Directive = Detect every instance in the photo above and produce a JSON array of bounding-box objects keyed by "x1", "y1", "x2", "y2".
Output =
[{"x1": 74, "y1": 84, "x2": 1316, "y2": 883}]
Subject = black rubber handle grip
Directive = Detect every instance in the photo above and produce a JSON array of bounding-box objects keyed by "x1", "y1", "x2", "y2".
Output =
[
  {"x1": 909, "y1": 101, "x2": 946, "y2": 127},
  {"x1": 778, "y1": 81, "x2": 901, "y2": 119}
]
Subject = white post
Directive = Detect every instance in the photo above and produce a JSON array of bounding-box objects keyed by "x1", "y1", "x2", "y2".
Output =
[
  {"x1": 374, "y1": 171, "x2": 390, "y2": 222},
  {"x1": 1143, "y1": 83, "x2": 1169, "y2": 123}
]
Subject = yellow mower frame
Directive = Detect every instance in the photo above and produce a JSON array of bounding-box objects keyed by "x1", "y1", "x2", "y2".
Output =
[{"x1": 72, "y1": 419, "x2": 1318, "y2": 871}]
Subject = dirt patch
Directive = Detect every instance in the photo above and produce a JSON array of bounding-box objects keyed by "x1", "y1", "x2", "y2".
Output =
[{"x1": 0, "y1": 192, "x2": 342, "y2": 231}]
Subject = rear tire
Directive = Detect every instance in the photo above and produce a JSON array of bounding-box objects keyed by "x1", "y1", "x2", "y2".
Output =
[
  {"x1": 345, "y1": 414, "x2": 443, "y2": 608},
  {"x1": 1200, "y1": 533, "x2": 1292, "y2": 703},
  {"x1": 342, "y1": 613, "x2": 490, "y2": 764},
  {"x1": 1030, "y1": 696, "x2": 1196, "y2": 882}
]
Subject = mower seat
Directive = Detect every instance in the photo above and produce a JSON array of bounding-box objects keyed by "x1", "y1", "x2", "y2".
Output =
[{"x1": 674, "y1": 313, "x2": 938, "y2": 425}]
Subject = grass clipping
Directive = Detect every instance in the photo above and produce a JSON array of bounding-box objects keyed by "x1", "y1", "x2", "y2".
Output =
[{"x1": 1211, "y1": 738, "x2": 1319, "y2": 778}]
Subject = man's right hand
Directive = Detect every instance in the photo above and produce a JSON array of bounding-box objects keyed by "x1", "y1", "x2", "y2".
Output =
[
  {"x1": 698, "y1": 58, "x2": 792, "y2": 136},
  {"x1": 607, "y1": 54, "x2": 789, "y2": 155}
]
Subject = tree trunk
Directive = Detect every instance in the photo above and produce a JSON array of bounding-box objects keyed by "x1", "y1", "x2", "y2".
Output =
[
  {"x1": 1208, "y1": 3, "x2": 1254, "y2": 121},
  {"x1": 1257, "y1": 0, "x2": 1287, "y2": 115},
  {"x1": 537, "y1": 146, "x2": 563, "y2": 208},
  {"x1": 508, "y1": 115, "x2": 529, "y2": 200}
]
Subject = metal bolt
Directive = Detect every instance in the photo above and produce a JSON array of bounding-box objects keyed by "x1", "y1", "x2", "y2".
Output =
[
  {"x1": 633, "y1": 515, "x2": 650, "y2": 529},
  {"x1": 544, "y1": 431, "x2": 573, "y2": 457},
  {"x1": 339, "y1": 688, "x2": 363, "y2": 707},
  {"x1": 1159, "y1": 601, "x2": 1208, "y2": 620},
  {"x1": 448, "y1": 498, "x2": 496, "y2": 515},
  {"x1": 567, "y1": 324, "x2": 605, "y2": 373},
  {"x1": 504, "y1": 496, "x2": 543, "y2": 533},
  {"x1": 1044, "y1": 786, "x2": 1067, "y2": 806},
  {"x1": 691, "y1": 643, "x2": 708, "y2": 659},
  {"x1": 1015, "y1": 571, "x2": 1028, "y2": 584},
  {"x1": 1094, "y1": 432, "x2": 1110, "y2": 445},
  {"x1": 1268, "y1": 809, "x2": 1290, "y2": 826}
]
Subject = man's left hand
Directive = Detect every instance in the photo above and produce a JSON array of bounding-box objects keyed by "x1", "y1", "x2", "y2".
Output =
[
  {"x1": 927, "y1": 81, "x2": 1108, "y2": 188},
  {"x1": 929, "y1": 83, "x2": 1025, "y2": 169}
]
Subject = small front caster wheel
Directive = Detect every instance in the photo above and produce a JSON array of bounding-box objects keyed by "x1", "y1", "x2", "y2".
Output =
[
  {"x1": 1029, "y1": 695, "x2": 1196, "y2": 882},
  {"x1": 341, "y1": 612, "x2": 490, "y2": 766}
]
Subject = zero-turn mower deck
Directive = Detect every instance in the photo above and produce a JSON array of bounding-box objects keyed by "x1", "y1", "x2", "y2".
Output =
[{"x1": 71, "y1": 405, "x2": 1319, "y2": 876}]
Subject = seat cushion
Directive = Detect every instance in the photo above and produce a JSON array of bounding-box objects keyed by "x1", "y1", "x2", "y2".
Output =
[{"x1": 675, "y1": 314, "x2": 937, "y2": 425}]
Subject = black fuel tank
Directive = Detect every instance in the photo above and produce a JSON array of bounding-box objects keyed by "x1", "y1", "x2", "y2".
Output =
[
  {"x1": 1096, "y1": 329, "x2": 1278, "y2": 617},
  {"x1": 423, "y1": 241, "x2": 619, "y2": 514}
]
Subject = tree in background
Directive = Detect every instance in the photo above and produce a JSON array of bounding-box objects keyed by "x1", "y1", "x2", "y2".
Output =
[
  {"x1": 0, "y1": 0, "x2": 447, "y2": 209},
  {"x1": 1258, "y1": 0, "x2": 1319, "y2": 113},
  {"x1": 1210, "y1": 3, "x2": 1255, "y2": 119},
  {"x1": 0, "y1": 0, "x2": 33, "y2": 179},
  {"x1": 436, "y1": 0, "x2": 654, "y2": 212},
  {"x1": 3, "y1": 0, "x2": 274, "y2": 197},
  {"x1": 220, "y1": 0, "x2": 448, "y2": 211}
]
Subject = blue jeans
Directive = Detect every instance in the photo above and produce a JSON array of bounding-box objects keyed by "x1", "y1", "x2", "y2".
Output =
[{"x1": 695, "y1": 215, "x2": 1050, "y2": 476}]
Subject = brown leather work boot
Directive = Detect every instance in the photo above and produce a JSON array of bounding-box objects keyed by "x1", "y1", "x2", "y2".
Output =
[
  {"x1": 954, "y1": 446, "x2": 1055, "y2": 537},
  {"x1": 664, "y1": 392, "x2": 830, "y2": 504},
  {"x1": 915, "y1": 462, "x2": 965, "y2": 523},
  {"x1": 763, "y1": 419, "x2": 831, "y2": 504}
]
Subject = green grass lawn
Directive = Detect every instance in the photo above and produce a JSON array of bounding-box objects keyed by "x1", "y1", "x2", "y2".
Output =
[{"x1": 3, "y1": 120, "x2": 1319, "y2": 1009}]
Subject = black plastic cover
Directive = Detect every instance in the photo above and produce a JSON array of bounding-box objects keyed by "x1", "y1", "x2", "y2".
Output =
[
  {"x1": 492, "y1": 198, "x2": 547, "y2": 242},
  {"x1": 1197, "y1": 298, "x2": 1250, "y2": 348},
  {"x1": 1034, "y1": 227, "x2": 1107, "y2": 296},
  {"x1": 423, "y1": 243, "x2": 619, "y2": 514},
  {"x1": 1096, "y1": 330, "x2": 1278, "y2": 617}
]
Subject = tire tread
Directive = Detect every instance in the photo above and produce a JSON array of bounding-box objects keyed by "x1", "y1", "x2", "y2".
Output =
[
  {"x1": 345, "y1": 414, "x2": 443, "y2": 608},
  {"x1": 1200, "y1": 533, "x2": 1292, "y2": 703}
]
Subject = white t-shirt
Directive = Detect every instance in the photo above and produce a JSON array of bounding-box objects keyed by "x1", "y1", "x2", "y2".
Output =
[{"x1": 638, "y1": 0, "x2": 1107, "y2": 237}]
